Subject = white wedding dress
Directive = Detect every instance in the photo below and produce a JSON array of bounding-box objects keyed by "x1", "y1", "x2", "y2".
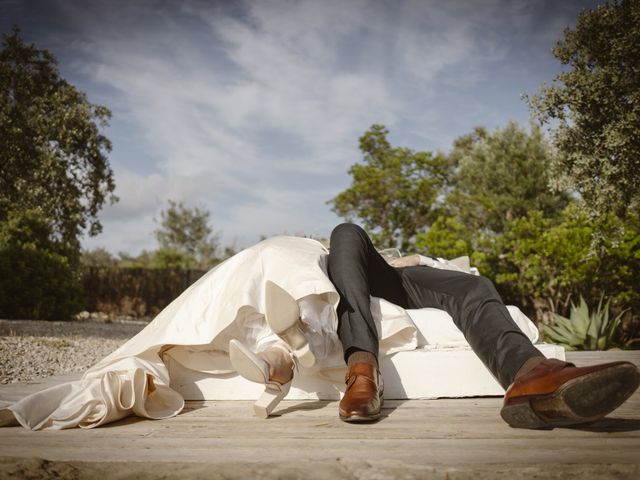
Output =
[{"x1": 0, "y1": 236, "x2": 423, "y2": 430}]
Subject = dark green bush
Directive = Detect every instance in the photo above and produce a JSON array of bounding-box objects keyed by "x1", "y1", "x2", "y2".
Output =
[{"x1": 0, "y1": 210, "x2": 82, "y2": 320}]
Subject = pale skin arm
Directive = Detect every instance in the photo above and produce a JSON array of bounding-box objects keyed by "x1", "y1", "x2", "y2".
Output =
[{"x1": 389, "y1": 254, "x2": 421, "y2": 268}]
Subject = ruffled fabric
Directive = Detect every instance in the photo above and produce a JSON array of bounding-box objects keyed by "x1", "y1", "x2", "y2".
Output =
[
  {"x1": 1, "y1": 237, "x2": 415, "y2": 430},
  {"x1": 1, "y1": 236, "x2": 539, "y2": 430}
]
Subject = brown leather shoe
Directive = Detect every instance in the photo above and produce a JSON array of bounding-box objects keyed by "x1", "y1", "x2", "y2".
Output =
[
  {"x1": 501, "y1": 358, "x2": 640, "y2": 429},
  {"x1": 339, "y1": 363, "x2": 383, "y2": 422}
]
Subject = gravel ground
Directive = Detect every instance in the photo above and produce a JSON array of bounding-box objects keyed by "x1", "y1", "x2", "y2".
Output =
[{"x1": 0, "y1": 319, "x2": 147, "y2": 384}]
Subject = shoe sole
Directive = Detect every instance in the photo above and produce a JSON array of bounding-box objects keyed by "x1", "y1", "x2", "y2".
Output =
[
  {"x1": 228, "y1": 339, "x2": 269, "y2": 384},
  {"x1": 501, "y1": 363, "x2": 640, "y2": 429},
  {"x1": 265, "y1": 281, "x2": 316, "y2": 368},
  {"x1": 339, "y1": 412, "x2": 381, "y2": 422},
  {"x1": 339, "y1": 394, "x2": 384, "y2": 423}
]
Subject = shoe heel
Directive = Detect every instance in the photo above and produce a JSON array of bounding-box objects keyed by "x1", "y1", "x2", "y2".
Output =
[
  {"x1": 265, "y1": 281, "x2": 316, "y2": 368},
  {"x1": 500, "y1": 400, "x2": 549, "y2": 429},
  {"x1": 254, "y1": 381, "x2": 292, "y2": 419}
]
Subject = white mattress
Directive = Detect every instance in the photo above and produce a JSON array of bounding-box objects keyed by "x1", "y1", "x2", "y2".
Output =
[
  {"x1": 167, "y1": 344, "x2": 565, "y2": 400},
  {"x1": 168, "y1": 343, "x2": 565, "y2": 400},
  {"x1": 168, "y1": 304, "x2": 564, "y2": 400}
]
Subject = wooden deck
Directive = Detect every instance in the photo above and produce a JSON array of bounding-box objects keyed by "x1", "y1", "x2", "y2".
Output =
[{"x1": 1, "y1": 351, "x2": 639, "y2": 479}]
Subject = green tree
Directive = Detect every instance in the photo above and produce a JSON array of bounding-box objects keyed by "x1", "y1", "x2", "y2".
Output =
[
  {"x1": 154, "y1": 200, "x2": 220, "y2": 269},
  {"x1": 446, "y1": 122, "x2": 568, "y2": 236},
  {"x1": 496, "y1": 205, "x2": 597, "y2": 318},
  {"x1": 328, "y1": 124, "x2": 451, "y2": 250},
  {"x1": 415, "y1": 216, "x2": 471, "y2": 259},
  {"x1": 116, "y1": 250, "x2": 154, "y2": 269},
  {"x1": 0, "y1": 27, "x2": 116, "y2": 247},
  {"x1": 415, "y1": 123, "x2": 569, "y2": 300},
  {"x1": 80, "y1": 247, "x2": 117, "y2": 267},
  {"x1": 494, "y1": 203, "x2": 640, "y2": 324},
  {"x1": 0, "y1": 209, "x2": 82, "y2": 319},
  {"x1": 527, "y1": 0, "x2": 640, "y2": 218},
  {"x1": 149, "y1": 248, "x2": 198, "y2": 269}
]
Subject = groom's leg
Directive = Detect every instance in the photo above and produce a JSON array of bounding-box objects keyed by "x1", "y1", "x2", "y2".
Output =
[
  {"x1": 327, "y1": 223, "x2": 640, "y2": 427},
  {"x1": 327, "y1": 222, "x2": 543, "y2": 387},
  {"x1": 328, "y1": 222, "x2": 409, "y2": 421},
  {"x1": 327, "y1": 223, "x2": 410, "y2": 362},
  {"x1": 401, "y1": 266, "x2": 640, "y2": 428},
  {"x1": 398, "y1": 266, "x2": 543, "y2": 389}
]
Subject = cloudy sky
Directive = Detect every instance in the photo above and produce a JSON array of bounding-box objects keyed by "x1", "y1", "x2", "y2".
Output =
[{"x1": 2, "y1": 0, "x2": 598, "y2": 254}]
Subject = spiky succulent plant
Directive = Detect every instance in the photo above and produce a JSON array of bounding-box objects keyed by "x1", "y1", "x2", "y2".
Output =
[{"x1": 540, "y1": 296, "x2": 625, "y2": 351}]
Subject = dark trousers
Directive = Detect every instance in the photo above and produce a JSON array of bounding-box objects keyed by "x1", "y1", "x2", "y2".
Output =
[{"x1": 327, "y1": 223, "x2": 543, "y2": 389}]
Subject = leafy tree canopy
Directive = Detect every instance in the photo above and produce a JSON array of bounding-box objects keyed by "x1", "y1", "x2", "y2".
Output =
[
  {"x1": 446, "y1": 122, "x2": 569, "y2": 236},
  {"x1": 154, "y1": 200, "x2": 220, "y2": 269},
  {"x1": 494, "y1": 203, "x2": 640, "y2": 324},
  {"x1": 415, "y1": 216, "x2": 471, "y2": 260},
  {"x1": 0, "y1": 27, "x2": 116, "y2": 248},
  {"x1": 80, "y1": 247, "x2": 118, "y2": 267},
  {"x1": 527, "y1": 0, "x2": 640, "y2": 218},
  {"x1": 328, "y1": 124, "x2": 451, "y2": 250}
]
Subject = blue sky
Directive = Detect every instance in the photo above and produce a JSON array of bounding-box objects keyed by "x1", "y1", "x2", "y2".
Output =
[{"x1": 1, "y1": 0, "x2": 599, "y2": 254}]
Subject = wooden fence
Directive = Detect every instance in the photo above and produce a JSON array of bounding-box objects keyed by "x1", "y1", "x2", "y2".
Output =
[{"x1": 81, "y1": 267, "x2": 207, "y2": 318}]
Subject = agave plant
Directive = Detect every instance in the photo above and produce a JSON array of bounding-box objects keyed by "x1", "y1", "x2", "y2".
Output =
[{"x1": 540, "y1": 295, "x2": 625, "y2": 351}]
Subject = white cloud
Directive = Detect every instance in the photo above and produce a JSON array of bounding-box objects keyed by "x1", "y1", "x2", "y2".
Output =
[
  {"x1": 83, "y1": 169, "x2": 227, "y2": 253},
  {"x1": 20, "y1": 0, "x2": 574, "y2": 254}
]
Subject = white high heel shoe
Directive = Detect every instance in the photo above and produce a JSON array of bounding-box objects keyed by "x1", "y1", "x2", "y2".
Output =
[
  {"x1": 228, "y1": 339, "x2": 293, "y2": 418},
  {"x1": 264, "y1": 280, "x2": 315, "y2": 368}
]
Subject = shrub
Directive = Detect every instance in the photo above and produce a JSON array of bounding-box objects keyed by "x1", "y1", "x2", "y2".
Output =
[
  {"x1": 0, "y1": 210, "x2": 82, "y2": 320},
  {"x1": 540, "y1": 296, "x2": 624, "y2": 350}
]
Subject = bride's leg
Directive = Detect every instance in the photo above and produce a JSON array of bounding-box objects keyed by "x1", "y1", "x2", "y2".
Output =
[
  {"x1": 256, "y1": 342, "x2": 294, "y2": 384},
  {"x1": 229, "y1": 339, "x2": 294, "y2": 418},
  {"x1": 264, "y1": 281, "x2": 315, "y2": 367}
]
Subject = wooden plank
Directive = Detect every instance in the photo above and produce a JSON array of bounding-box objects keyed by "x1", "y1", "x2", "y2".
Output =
[
  {"x1": 566, "y1": 350, "x2": 640, "y2": 366},
  {"x1": 1, "y1": 392, "x2": 638, "y2": 459},
  {"x1": 0, "y1": 435, "x2": 639, "y2": 464},
  {"x1": 0, "y1": 457, "x2": 637, "y2": 480},
  {"x1": 0, "y1": 350, "x2": 638, "y2": 476}
]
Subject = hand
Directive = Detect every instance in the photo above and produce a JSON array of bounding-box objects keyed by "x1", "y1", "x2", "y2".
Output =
[{"x1": 389, "y1": 254, "x2": 420, "y2": 268}]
